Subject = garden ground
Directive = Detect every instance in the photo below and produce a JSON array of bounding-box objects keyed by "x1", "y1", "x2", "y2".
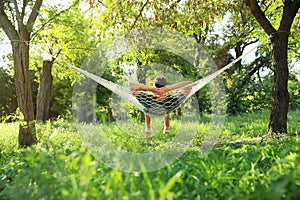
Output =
[{"x1": 0, "y1": 110, "x2": 299, "y2": 200}]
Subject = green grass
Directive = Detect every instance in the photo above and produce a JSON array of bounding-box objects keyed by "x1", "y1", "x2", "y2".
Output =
[{"x1": 0, "y1": 110, "x2": 300, "y2": 200}]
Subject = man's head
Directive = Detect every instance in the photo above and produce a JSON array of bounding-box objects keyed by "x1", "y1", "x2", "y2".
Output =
[{"x1": 154, "y1": 76, "x2": 167, "y2": 88}]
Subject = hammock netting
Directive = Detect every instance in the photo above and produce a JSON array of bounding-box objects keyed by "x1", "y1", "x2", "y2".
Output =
[{"x1": 134, "y1": 91, "x2": 187, "y2": 116}]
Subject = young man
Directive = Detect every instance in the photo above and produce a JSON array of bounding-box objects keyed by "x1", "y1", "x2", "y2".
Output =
[{"x1": 130, "y1": 76, "x2": 193, "y2": 138}]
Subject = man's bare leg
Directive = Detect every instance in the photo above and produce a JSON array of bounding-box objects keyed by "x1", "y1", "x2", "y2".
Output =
[
  {"x1": 164, "y1": 115, "x2": 170, "y2": 134},
  {"x1": 145, "y1": 114, "x2": 151, "y2": 138}
]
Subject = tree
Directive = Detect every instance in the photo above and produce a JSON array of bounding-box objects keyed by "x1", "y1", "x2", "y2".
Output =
[
  {"x1": 0, "y1": 0, "x2": 44, "y2": 147},
  {"x1": 245, "y1": 0, "x2": 300, "y2": 134},
  {"x1": 32, "y1": 1, "x2": 99, "y2": 121},
  {"x1": 34, "y1": 3, "x2": 76, "y2": 122},
  {"x1": 36, "y1": 60, "x2": 54, "y2": 122}
]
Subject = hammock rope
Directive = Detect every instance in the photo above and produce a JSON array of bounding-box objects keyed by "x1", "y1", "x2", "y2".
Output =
[
  {"x1": 186, "y1": 39, "x2": 266, "y2": 100},
  {"x1": 64, "y1": 62, "x2": 147, "y2": 113}
]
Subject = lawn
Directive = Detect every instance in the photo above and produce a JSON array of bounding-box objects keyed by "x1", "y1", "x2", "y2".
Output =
[{"x1": 0, "y1": 110, "x2": 299, "y2": 200}]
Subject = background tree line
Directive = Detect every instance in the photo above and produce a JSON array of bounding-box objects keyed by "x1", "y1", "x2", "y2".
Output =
[{"x1": 0, "y1": 0, "x2": 299, "y2": 147}]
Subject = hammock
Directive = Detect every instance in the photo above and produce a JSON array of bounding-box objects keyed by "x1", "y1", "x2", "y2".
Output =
[
  {"x1": 133, "y1": 89, "x2": 188, "y2": 116},
  {"x1": 67, "y1": 39, "x2": 263, "y2": 116}
]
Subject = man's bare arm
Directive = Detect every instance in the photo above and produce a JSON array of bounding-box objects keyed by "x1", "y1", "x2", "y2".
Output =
[
  {"x1": 129, "y1": 82, "x2": 157, "y2": 93},
  {"x1": 156, "y1": 81, "x2": 194, "y2": 95}
]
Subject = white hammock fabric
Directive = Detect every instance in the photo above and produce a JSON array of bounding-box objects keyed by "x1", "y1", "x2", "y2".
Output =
[
  {"x1": 68, "y1": 39, "x2": 265, "y2": 116},
  {"x1": 66, "y1": 63, "x2": 147, "y2": 112}
]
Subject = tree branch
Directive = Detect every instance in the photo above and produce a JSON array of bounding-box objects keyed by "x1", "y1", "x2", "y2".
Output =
[
  {"x1": 244, "y1": 0, "x2": 276, "y2": 35},
  {"x1": 241, "y1": 38, "x2": 259, "y2": 52},
  {"x1": 13, "y1": 0, "x2": 21, "y2": 20},
  {"x1": 27, "y1": 0, "x2": 43, "y2": 25},
  {"x1": 0, "y1": 1, "x2": 19, "y2": 41},
  {"x1": 239, "y1": 64, "x2": 261, "y2": 87},
  {"x1": 21, "y1": 0, "x2": 28, "y2": 20},
  {"x1": 279, "y1": 0, "x2": 300, "y2": 31},
  {"x1": 13, "y1": 0, "x2": 29, "y2": 37},
  {"x1": 262, "y1": 0, "x2": 272, "y2": 13},
  {"x1": 169, "y1": 0, "x2": 182, "y2": 10},
  {"x1": 128, "y1": 0, "x2": 149, "y2": 31},
  {"x1": 7, "y1": 1, "x2": 17, "y2": 24},
  {"x1": 31, "y1": 3, "x2": 77, "y2": 40}
]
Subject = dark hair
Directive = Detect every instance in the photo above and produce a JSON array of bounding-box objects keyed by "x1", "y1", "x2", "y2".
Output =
[{"x1": 154, "y1": 76, "x2": 167, "y2": 88}]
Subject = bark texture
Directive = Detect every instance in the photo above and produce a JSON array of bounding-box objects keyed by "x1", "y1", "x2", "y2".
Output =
[
  {"x1": 36, "y1": 60, "x2": 54, "y2": 122},
  {"x1": 12, "y1": 41, "x2": 37, "y2": 147}
]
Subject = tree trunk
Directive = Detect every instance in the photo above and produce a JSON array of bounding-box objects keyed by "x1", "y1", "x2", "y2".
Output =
[
  {"x1": 245, "y1": 0, "x2": 300, "y2": 134},
  {"x1": 267, "y1": 32, "x2": 290, "y2": 134},
  {"x1": 0, "y1": 0, "x2": 43, "y2": 147},
  {"x1": 36, "y1": 60, "x2": 54, "y2": 122},
  {"x1": 234, "y1": 41, "x2": 243, "y2": 71},
  {"x1": 12, "y1": 41, "x2": 37, "y2": 147},
  {"x1": 108, "y1": 107, "x2": 114, "y2": 122}
]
